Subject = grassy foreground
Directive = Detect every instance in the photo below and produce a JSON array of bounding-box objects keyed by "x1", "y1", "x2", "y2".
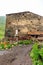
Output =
[
  {"x1": 30, "y1": 43, "x2": 43, "y2": 65},
  {"x1": 0, "y1": 40, "x2": 33, "y2": 50}
]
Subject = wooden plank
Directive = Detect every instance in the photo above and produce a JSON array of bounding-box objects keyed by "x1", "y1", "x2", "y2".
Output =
[
  {"x1": 27, "y1": 31, "x2": 43, "y2": 35},
  {"x1": 37, "y1": 37, "x2": 43, "y2": 40}
]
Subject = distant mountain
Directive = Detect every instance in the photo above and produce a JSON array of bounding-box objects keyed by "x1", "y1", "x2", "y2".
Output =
[
  {"x1": 0, "y1": 16, "x2": 6, "y2": 25},
  {"x1": 0, "y1": 16, "x2": 6, "y2": 39}
]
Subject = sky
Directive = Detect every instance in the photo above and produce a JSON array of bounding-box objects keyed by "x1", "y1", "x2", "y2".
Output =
[{"x1": 0, "y1": 0, "x2": 43, "y2": 16}]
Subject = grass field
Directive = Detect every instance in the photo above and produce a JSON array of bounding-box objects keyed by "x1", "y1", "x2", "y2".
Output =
[{"x1": 0, "y1": 16, "x2": 6, "y2": 39}]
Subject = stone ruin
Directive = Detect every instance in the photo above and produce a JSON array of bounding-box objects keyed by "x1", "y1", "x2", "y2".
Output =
[{"x1": 5, "y1": 11, "x2": 43, "y2": 41}]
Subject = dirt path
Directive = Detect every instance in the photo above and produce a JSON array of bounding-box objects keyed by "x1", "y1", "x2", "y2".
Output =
[{"x1": 0, "y1": 44, "x2": 32, "y2": 65}]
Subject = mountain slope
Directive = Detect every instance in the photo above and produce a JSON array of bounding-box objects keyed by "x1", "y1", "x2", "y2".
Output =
[{"x1": 0, "y1": 16, "x2": 6, "y2": 39}]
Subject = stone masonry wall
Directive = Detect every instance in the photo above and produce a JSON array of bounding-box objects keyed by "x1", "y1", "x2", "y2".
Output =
[{"x1": 5, "y1": 11, "x2": 43, "y2": 38}]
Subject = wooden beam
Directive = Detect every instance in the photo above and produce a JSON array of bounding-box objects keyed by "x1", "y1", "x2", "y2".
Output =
[
  {"x1": 27, "y1": 31, "x2": 43, "y2": 35},
  {"x1": 37, "y1": 37, "x2": 43, "y2": 40}
]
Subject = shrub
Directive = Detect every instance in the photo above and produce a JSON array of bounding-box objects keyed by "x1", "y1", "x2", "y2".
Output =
[
  {"x1": 23, "y1": 40, "x2": 32, "y2": 45},
  {"x1": 30, "y1": 43, "x2": 43, "y2": 65},
  {"x1": 30, "y1": 43, "x2": 39, "y2": 60},
  {"x1": 33, "y1": 60, "x2": 43, "y2": 65},
  {"x1": 0, "y1": 39, "x2": 33, "y2": 50},
  {"x1": 6, "y1": 44, "x2": 12, "y2": 49},
  {"x1": 0, "y1": 44, "x2": 5, "y2": 49},
  {"x1": 18, "y1": 40, "x2": 32, "y2": 45},
  {"x1": 18, "y1": 40, "x2": 23, "y2": 45},
  {"x1": 39, "y1": 48, "x2": 43, "y2": 60}
]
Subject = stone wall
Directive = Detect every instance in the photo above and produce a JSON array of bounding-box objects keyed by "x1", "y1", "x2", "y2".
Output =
[{"x1": 5, "y1": 11, "x2": 43, "y2": 38}]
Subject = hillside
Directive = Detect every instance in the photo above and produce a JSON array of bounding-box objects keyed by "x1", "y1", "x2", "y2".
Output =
[{"x1": 0, "y1": 16, "x2": 6, "y2": 39}]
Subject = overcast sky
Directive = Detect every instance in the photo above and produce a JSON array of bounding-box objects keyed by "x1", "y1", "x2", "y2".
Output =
[{"x1": 0, "y1": 0, "x2": 43, "y2": 16}]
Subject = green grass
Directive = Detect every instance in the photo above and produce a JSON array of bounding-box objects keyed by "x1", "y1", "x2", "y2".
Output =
[
  {"x1": 0, "y1": 42, "x2": 18, "y2": 50},
  {"x1": 30, "y1": 43, "x2": 43, "y2": 65},
  {"x1": 0, "y1": 16, "x2": 6, "y2": 39},
  {"x1": 0, "y1": 40, "x2": 33, "y2": 50},
  {"x1": 18, "y1": 40, "x2": 33, "y2": 45},
  {"x1": 0, "y1": 26, "x2": 5, "y2": 39}
]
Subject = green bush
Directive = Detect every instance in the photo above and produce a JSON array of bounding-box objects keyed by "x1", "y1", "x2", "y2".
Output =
[
  {"x1": 39, "y1": 48, "x2": 43, "y2": 60},
  {"x1": 0, "y1": 44, "x2": 5, "y2": 49},
  {"x1": 18, "y1": 40, "x2": 32, "y2": 45},
  {"x1": 33, "y1": 60, "x2": 43, "y2": 65},
  {"x1": 30, "y1": 43, "x2": 39, "y2": 60},
  {"x1": 0, "y1": 40, "x2": 32, "y2": 50},
  {"x1": 6, "y1": 44, "x2": 12, "y2": 49},
  {"x1": 23, "y1": 40, "x2": 32, "y2": 45},
  {"x1": 18, "y1": 40, "x2": 23, "y2": 45},
  {"x1": 0, "y1": 43, "x2": 12, "y2": 50},
  {"x1": 30, "y1": 43, "x2": 43, "y2": 65}
]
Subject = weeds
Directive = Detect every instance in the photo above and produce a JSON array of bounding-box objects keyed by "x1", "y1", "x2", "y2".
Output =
[{"x1": 30, "y1": 43, "x2": 43, "y2": 65}]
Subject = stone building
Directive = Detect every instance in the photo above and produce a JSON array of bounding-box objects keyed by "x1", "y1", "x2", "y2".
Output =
[{"x1": 5, "y1": 11, "x2": 43, "y2": 40}]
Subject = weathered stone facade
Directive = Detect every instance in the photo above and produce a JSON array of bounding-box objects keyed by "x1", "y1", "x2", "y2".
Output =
[{"x1": 5, "y1": 11, "x2": 43, "y2": 40}]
